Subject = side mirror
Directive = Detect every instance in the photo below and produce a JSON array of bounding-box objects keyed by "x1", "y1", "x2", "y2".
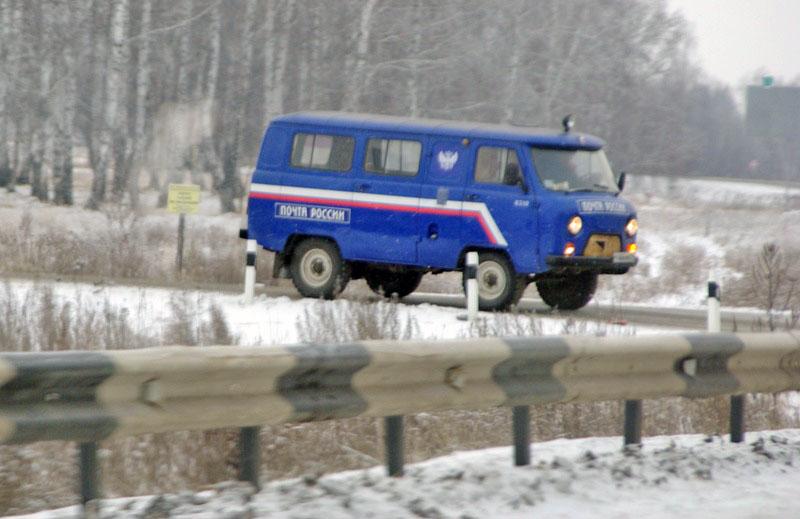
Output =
[{"x1": 617, "y1": 171, "x2": 626, "y2": 193}]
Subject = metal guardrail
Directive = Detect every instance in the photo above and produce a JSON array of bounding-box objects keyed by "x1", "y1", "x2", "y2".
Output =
[{"x1": 2, "y1": 332, "x2": 800, "y2": 505}]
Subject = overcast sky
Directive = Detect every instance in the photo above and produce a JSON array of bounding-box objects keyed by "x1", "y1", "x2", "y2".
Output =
[{"x1": 668, "y1": 0, "x2": 800, "y2": 88}]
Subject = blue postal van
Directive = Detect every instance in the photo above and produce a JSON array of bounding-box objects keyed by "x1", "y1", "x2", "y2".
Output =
[{"x1": 244, "y1": 112, "x2": 637, "y2": 310}]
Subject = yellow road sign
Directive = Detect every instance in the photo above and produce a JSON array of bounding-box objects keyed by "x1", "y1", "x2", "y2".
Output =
[{"x1": 167, "y1": 183, "x2": 201, "y2": 214}]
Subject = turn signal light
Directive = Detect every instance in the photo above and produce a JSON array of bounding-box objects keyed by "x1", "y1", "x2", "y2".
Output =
[
  {"x1": 564, "y1": 242, "x2": 576, "y2": 256},
  {"x1": 626, "y1": 243, "x2": 638, "y2": 254}
]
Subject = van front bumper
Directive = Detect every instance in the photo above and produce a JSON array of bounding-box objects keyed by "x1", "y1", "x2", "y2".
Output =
[{"x1": 545, "y1": 252, "x2": 637, "y2": 274}]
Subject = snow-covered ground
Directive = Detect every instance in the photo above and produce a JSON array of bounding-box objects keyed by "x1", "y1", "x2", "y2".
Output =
[
  {"x1": 3, "y1": 279, "x2": 657, "y2": 348},
  {"x1": 9, "y1": 430, "x2": 800, "y2": 519},
  {"x1": 595, "y1": 175, "x2": 800, "y2": 308}
]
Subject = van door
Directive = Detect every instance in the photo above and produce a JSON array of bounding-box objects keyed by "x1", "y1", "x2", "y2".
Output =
[
  {"x1": 347, "y1": 135, "x2": 422, "y2": 264},
  {"x1": 417, "y1": 139, "x2": 469, "y2": 269},
  {"x1": 463, "y1": 143, "x2": 538, "y2": 273},
  {"x1": 272, "y1": 131, "x2": 355, "y2": 255}
]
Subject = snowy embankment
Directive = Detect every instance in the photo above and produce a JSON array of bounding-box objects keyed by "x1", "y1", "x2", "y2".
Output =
[
  {"x1": 10, "y1": 430, "x2": 800, "y2": 519},
  {"x1": 3, "y1": 279, "x2": 659, "y2": 348}
]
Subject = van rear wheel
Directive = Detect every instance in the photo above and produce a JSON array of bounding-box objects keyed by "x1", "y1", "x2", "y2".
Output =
[
  {"x1": 365, "y1": 269, "x2": 423, "y2": 298},
  {"x1": 535, "y1": 272, "x2": 598, "y2": 310},
  {"x1": 290, "y1": 238, "x2": 350, "y2": 299},
  {"x1": 464, "y1": 252, "x2": 526, "y2": 311}
]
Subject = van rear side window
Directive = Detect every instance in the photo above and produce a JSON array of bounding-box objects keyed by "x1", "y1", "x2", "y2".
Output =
[
  {"x1": 291, "y1": 133, "x2": 354, "y2": 172},
  {"x1": 365, "y1": 138, "x2": 421, "y2": 176}
]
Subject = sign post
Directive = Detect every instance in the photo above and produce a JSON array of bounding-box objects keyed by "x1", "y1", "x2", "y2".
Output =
[{"x1": 167, "y1": 183, "x2": 201, "y2": 276}]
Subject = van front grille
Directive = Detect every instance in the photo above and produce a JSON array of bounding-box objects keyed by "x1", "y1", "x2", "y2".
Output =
[{"x1": 583, "y1": 234, "x2": 621, "y2": 257}]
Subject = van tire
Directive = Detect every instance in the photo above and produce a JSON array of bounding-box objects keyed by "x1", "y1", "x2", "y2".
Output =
[
  {"x1": 464, "y1": 252, "x2": 526, "y2": 311},
  {"x1": 365, "y1": 269, "x2": 423, "y2": 298},
  {"x1": 290, "y1": 238, "x2": 350, "y2": 299},
  {"x1": 535, "y1": 272, "x2": 598, "y2": 310}
]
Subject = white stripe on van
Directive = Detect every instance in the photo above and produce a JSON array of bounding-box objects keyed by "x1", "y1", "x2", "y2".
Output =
[{"x1": 249, "y1": 182, "x2": 508, "y2": 247}]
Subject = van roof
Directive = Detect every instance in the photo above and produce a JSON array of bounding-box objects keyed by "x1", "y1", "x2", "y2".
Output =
[{"x1": 272, "y1": 111, "x2": 605, "y2": 149}]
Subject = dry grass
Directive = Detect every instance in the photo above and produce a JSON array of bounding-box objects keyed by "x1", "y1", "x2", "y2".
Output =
[
  {"x1": 0, "y1": 284, "x2": 239, "y2": 514},
  {"x1": 0, "y1": 207, "x2": 260, "y2": 286}
]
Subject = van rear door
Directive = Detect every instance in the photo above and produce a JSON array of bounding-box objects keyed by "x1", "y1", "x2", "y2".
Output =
[
  {"x1": 276, "y1": 131, "x2": 355, "y2": 254},
  {"x1": 417, "y1": 139, "x2": 469, "y2": 269}
]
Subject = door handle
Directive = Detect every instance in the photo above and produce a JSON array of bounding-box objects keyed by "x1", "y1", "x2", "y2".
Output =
[
  {"x1": 467, "y1": 193, "x2": 480, "y2": 201},
  {"x1": 428, "y1": 223, "x2": 439, "y2": 240},
  {"x1": 357, "y1": 183, "x2": 371, "y2": 192}
]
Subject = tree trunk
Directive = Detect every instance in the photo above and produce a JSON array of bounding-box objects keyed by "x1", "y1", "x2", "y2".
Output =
[
  {"x1": 87, "y1": 0, "x2": 128, "y2": 210},
  {"x1": 52, "y1": 0, "x2": 78, "y2": 206},
  {"x1": 30, "y1": 2, "x2": 50, "y2": 202},
  {"x1": 406, "y1": 0, "x2": 422, "y2": 117},
  {"x1": 502, "y1": 2, "x2": 524, "y2": 124},
  {"x1": 128, "y1": 0, "x2": 151, "y2": 210},
  {"x1": 266, "y1": 0, "x2": 293, "y2": 119},
  {"x1": 0, "y1": 0, "x2": 10, "y2": 184},
  {"x1": 6, "y1": 0, "x2": 25, "y2": 191},
  {"x1": 342, "y1": 0, "x2": 377, "y2": 112}
]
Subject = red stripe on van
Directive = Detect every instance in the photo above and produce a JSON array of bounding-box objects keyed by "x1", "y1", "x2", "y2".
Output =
[{"x1": 249, "y1": 192, "x2": 498, "y2": 245}]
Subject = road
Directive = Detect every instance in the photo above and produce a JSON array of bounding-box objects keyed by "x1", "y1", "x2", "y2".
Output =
[{"x1": 403, "y1": 292, "x2": 769, "y2": 332}]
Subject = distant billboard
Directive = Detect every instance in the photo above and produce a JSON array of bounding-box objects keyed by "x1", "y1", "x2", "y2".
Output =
[{"x1": 745, "y1": 85, "x2": 800, "y2": 139}]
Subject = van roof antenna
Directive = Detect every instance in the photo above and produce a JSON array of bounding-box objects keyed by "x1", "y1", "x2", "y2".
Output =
[{"x1": 562, "y1": 114, "x2": 575, "y2": 133}]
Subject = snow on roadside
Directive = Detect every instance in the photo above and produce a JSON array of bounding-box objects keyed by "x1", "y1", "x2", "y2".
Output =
[
  {"x1": 3, "y1": 279, "x2": 669, "y2": 348},
  {"x1": 9, "y1": 430, "x2": 800, "y2": 519},
  {"x1": 629, "y1": 175, "x2": 800, "y2": 209}
]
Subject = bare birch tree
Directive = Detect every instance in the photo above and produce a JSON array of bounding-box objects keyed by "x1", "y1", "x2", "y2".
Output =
[
  {"x1": 0, "y1": 0, "x2": 10, "y2": 186},
  {"x1": 87, "y1": 0, "x2": 128, "y2": 210},
  {"x1": 128, "y1": 0, "x2": 152, "y2": 209},
  {"x1": 342, "y1": 0, "x2": 378, "y2": 111}
]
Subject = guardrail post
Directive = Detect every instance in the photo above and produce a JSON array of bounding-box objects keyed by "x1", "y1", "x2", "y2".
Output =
[
  {"x1": 384, "y1": 415, "x2": 404, "y2": 477},
  {"x1": 238, "y1": 426, "x2": 261, "y2": 489},
  {"x1": 707, "y1": 281, "x2": 721, "y2": 333},
  {"x1": 512, "y1": 405, "x2": 530, "y2": 466},
  {"x1": 708, "y1": 281, "x2": 744, "y2": 442},
  {"x1": 244, "y1": 239, "x2": 257, "y2": 303},
  {"x1": 79, "y1": 442, "x2": 100, "y2": 506},
  {"x1": 730, "y1": 395, "x2": 745, "y2": 443},
  {"x1": 623, "y1": 400, "x2": 642, "y2": 445},
  {"x1": 176, "y1": 213, "x2": 186, "y2": 275},
  {"x1": 466, "y1": 251, "x2": 479, "y2": 320}
]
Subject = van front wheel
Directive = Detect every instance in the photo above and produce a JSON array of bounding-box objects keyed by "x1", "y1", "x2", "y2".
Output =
[
  {"x1": 535, "y1": 272, "x2": 598, "y2": 310},
  {"x1": 464, "y1": 252, "x2": 526, "y2": 311},
  {"x1": 290, "y1": 238, "x2": 350, "y2": 299}
]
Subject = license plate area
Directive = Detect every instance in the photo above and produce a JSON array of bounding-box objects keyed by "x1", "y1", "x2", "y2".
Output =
[{"x1": 583, "y1": 234, "x2": 621, "y2": 257}]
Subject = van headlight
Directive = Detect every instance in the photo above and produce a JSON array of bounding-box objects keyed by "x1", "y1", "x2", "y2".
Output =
[
  {"x1": 625, "y1": 218, "x2": 638, "y2": 237},
  {"x1": 567, "y1": 215, "x2": 583, "y2": 235}
]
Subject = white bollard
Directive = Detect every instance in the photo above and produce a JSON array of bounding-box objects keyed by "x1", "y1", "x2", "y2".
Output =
[
  {"x1": 244, "y1": 239, "x2": 257, "y2": 304},
  {"x1": 707, "y1": 281, "x2": 721, "y2": 333},
  {"x1": 466, "y1": 251, "x2": 479, "y2": 321}
]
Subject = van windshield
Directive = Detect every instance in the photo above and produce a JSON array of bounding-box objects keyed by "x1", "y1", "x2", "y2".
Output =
[{"x1": 530, "y1": 147, "x2": 618, "y2": 193}]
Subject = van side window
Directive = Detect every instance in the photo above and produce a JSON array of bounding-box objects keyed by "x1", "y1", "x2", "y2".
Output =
[
  {"x1": 475, "y1": 146, "x2": 520, "y2": 186},
  {"x1": 291, "y1": 133, "x2": 354, "y2": 172},
  {"x1": 364, "y1": 138, "x2": 421, "y2": 176}
]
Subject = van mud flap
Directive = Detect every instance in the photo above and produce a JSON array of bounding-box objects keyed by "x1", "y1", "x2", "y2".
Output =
[{"x1": 273, "y1": 252, "x2": 291, "y2": 279}]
